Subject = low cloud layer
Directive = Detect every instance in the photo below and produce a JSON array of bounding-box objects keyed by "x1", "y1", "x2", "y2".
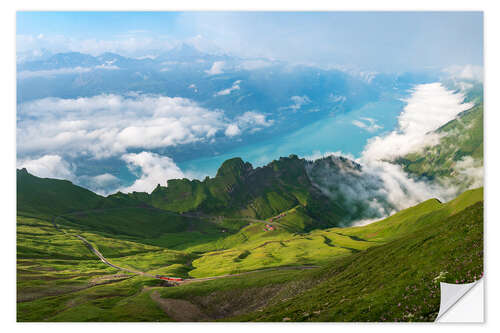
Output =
[
  {"x1": 280, "y1": 95, "x2": 311, "y2": 112},
  {"x1": 18, "y1": 64, "x2": 119, "y2": 79},
  {"x1": 18, "y1": 81, "x2": 482, "y2": 211},
  {"x1": 120, "y1": 151, "x2": 186, "y2": 193},
  {"x1": 78, "y1": 173, "x2": 121, "y2": 195},
  {"x1": 362, "y1": 83, "x2": 473, "y2": 161},
  {"x1": 205, "y1": 61, "x2": 225, "y2": 75},
  {"x1": 309, "y1": 82, "x2": 480, "y2": 225},
  {"x1": 17, "y1": 93, "x2": 272, "y2": 159},
  {"x1": 224, "y1": 111, "x2": 274, "y2": 137},
  {"x1": 17, "y1": 154, "x2": 75, "y2": 180},
  {"x1": 453, "y1": 156, "x2": 484, "y2": 189},
  {"x1": 361, "y1": 83, "x2": 477, "y2": 209},
  {"x1": 443, "y1": 65, "x2": 483, "y2": 82},
  {"x1": 17, "y1": 154, "x2": 122, "y2": 195}
]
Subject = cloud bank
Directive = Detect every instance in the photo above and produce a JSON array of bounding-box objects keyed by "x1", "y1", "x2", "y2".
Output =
[
  {"x1": 205, "y1": 61, "x2": 225, "y2": 75},
  {"x1": 362, "y1": 83, "x2": 473, "y2": 161},
  {"x1": 360, "y1": 83, "x2": 476, "y2": 209},
  {"x1": 120, "y1": 151, "x2": 186, "y2": 193},
  {"x1": 443, "y1": 65, "x2": 483, "y2": 82},
  {"x1": 16, "y1": 154, "x2": 123, "y2": 195},
  {"x1": 18, "y1": 64, "x2": 119, "y2": 79},
  {"x1": 17, "y1": 154, "x2": 75, "y2": 180},
  {"x1": 280, "y1": 95, "x2": 311, "y2": 112},
  {"x1": 17, "y1": 93, "x2": 272, "y2": 159},
  {"x1": 309, "y1": 82, "x2": 479, "y2": 225}
]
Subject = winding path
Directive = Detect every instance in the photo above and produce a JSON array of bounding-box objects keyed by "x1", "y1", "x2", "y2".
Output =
[{"x1": 51, "y1": 208, "x2": 319, "y2": 285}]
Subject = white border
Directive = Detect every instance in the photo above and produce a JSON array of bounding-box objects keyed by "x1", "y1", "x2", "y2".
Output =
[{"x1": 3, "y1": 1, "x2": 498, "y2": 332}]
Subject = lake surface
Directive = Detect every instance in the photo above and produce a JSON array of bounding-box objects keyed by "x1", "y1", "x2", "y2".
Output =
[{"x1": 178, "y1": 94, "x2": 407, "y2": 178}]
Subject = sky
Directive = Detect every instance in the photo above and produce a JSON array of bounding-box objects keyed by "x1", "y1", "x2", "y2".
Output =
[
  {"x1": 15, "y1": 11, "x2": 484, "y2": 196},
  {"x1": 17, "y1": 11, "x2": 483, "y2": 71}
]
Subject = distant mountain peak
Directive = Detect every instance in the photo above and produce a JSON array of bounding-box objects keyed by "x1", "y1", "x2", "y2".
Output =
[{"x1": 164, "y1": 43, "x2": 205, "y2": 58}]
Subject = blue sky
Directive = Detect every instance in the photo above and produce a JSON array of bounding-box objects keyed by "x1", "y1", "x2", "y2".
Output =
[
  {"x1": 17, "y1": 11, "x2": 483, "y2": 71},
  {"x1": 17, "y1": 12, "x2": 185, "y2": 39}
]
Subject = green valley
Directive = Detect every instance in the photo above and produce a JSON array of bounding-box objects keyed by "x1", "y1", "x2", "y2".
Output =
[{"x1": 17, "y1": 161, "x2": 483, "y2": 321}]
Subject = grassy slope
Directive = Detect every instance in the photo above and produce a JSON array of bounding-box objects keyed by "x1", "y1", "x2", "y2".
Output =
[
  {"x1": 17, "y1": 168, "x2": 153, "y2": 219},
  {"x1": 17, "y1": 187, "x2": 483, "y2": 321},
  {"x1": 17, "y1": 169, "x2": 103, "y2": 218},
  {"x1": 16, "y1": 214, "x2": 122, "y2": 303},
  {"x1": 16, "y1": 160, "x2": 483, "y2": 322},
  {"x1": 232, "y1": 201, "x2": 483, "y2": 322},
  {"x1": 184, "y1": 188, "x2": 482, "y2": 278},
  {"x1": 151, "y1": 193, "x2": 482, "y2": 322}
]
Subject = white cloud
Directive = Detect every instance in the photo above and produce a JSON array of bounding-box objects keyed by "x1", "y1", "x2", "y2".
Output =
[
  {"x1": 18, "y1": 93, "x2": 275, "y2": 160},
  {"x1": 362, "y1": 83, "x2": 473, "y2": 161},
  {"x1": 186, "y1": 34, "x2": 222, "y2": 54},
  {"x1": 351, "y1": 217, "x2": 383, "y2": 227},
  {"x1": 236, "y1": 111, "x2": 274, "y2": 128},
  {"x1": 454, "y1": 156, "x2": 483, "y2": 189},
  {"x1": 18, "y1": 64, "x2": 119, "y2": 79},
  {"x1": 188, "y1": 83, "x2": 198, "y2": 93},
  {"x1": 215, "y1": 80, "x2": 241, "y2": 96},
  {"x1": 357, "y1": 70, "x2": 378, "y2": 83},
  {"x1": 205, "y1": 61, "x2": 225, "y2": 75},
  {"x1": 303, "y1": 150, "x2": 355, "y2": 162},
  {"x1": 18, "y1": 94, "x2": 228, "y2": 159},
  {"x1": 443, "y1": 65, "x2": 483, "y2": 82},
  {"x1": 225, "y1": 124, "x2": 241, "y2": 137},
  {"x1": 95, "y1": 64, "x2": 120, "y2": 70},
  {"x1": 280, "y1": 95, "x2": 311, "y2": 112},
  {"x1": 16, "y1": 33, "x2": 177, "y2": 59},
  {"x1": 17, "y1": 154, "x2": 75, "y2": 180},
  {"x1": 352, "y1": 117, "x2": 383, "y2": 133},
  {"x1": 18, "y1": 67, "x2": 92, "y2": 79},
  {"x1": 329, "y1": 94, "x2": 346, "y2": 103},
  {"x1": 120, "y1": 152, "x2": 185, "y2": 193},
  {"x1": 357, "y1": 83, "x2": 474, "y2": 211},
  {"x1": 361, "y1": 159, "x2": 457, "y2": 211},
  {"x1": 351, "y1": 83, "x2": 475, "y2": 215},
  {"x1": 78, "y1": 173, "x2": 121, "y2": 195},
  {"x1": 308, "y1": 83, "x2": 479, "y2": 226},
  {"x1": 224, "y1": 111, "x2": 274, "y2": 136},
  {"x1": 134, "y1": 54, "x2": 157, "y2": 60}
]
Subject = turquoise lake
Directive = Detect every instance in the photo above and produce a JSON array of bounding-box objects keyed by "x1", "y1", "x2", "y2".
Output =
[{"x1": 177, "y1": 94, "x2": 407, "y2": 178}]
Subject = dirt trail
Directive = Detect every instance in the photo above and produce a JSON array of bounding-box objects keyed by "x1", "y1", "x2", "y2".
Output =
[
  {"x1": 52, "y1": 209, "x2": 319, "y2": 286},
  {"x1": 150, "y1": 290, "x2": 210, "y2": 322}
]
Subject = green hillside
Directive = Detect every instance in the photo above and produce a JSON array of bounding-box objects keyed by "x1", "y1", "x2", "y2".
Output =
[
  {"x1": 17, "y1": 168, "x2": 104, "y2": 218},
  {"x1": 150, "y1": 188, "x2": 482, "y2": 322},
  {"x1": 233, "y1": 200, "x2": 483, "y2": 322},
  {"x1": 180, "y1": 188, "x2": 483, "y2": 278},
  {"x1": 17, "y1": 168, "x2": 150, "y2": 219},
  {"x1": 17, "y1": 184, "x2": 483, "y2": 321}
]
